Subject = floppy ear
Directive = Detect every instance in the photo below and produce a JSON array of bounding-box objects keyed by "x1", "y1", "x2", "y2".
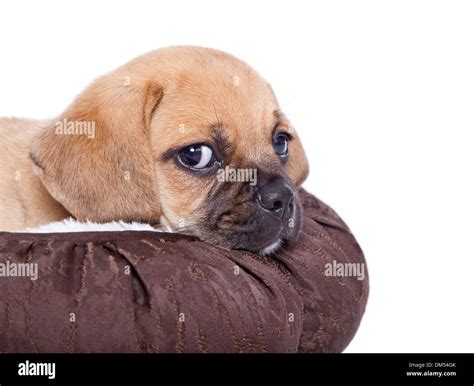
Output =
[
  {"x1": 30, "y1": 75, "x2": 163, "y2": 223},
  {"x1": 288, "y1": 133, "x2": 309, "y2": 187}
]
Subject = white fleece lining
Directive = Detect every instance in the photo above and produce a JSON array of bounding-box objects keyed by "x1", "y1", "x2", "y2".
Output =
[{"x1": 19, "y1": 218, "x2": 164, "y2": 233}]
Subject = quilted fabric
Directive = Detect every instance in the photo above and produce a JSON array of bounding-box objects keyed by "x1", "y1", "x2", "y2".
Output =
[{"x1": 0, "y1": 190, "x2": 368, "y2": 352}]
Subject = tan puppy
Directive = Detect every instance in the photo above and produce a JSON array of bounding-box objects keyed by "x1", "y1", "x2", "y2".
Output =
[{"x1": 0, "y1": 46, "x2": 308, "y2": 254}]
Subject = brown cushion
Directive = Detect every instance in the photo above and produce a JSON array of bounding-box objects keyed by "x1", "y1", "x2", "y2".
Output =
[{"x1": 0, "y1": 189, "x2": 368, "y2": 353}]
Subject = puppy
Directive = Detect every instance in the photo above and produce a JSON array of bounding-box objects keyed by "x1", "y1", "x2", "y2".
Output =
[{"x1": 0, "y1": 46, "x2": 309, "y2": 255}]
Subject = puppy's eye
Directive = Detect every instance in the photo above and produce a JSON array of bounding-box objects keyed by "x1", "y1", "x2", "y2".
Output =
[
  {"x1": 273, "y1": 133, "x2": 291, "y2": 158},
  {"x1": 178, "y1": 144, "x2": 215, "y2": 170}
]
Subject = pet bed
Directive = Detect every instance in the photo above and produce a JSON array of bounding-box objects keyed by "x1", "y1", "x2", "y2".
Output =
[{"x1": 0, "y1": 189, "x2": 368, "y2": 353}]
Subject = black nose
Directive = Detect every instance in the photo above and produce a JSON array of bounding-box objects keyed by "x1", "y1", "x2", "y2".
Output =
[{"x1": 257, "y1": 178, "x2": 294, "y2": 221}]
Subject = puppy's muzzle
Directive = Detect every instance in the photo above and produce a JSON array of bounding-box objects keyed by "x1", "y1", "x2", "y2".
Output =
[
  {"x1": 256, "y1": 178, "x2": 295, "y2": 223},
  {"x1": 197, "y1": 171, "x2": 303, "y2": 255}
]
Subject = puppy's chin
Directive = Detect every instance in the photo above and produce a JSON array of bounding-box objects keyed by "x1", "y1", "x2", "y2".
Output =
[{"x1": 190, "y1": 193, "x2": 303, "y2": 256}]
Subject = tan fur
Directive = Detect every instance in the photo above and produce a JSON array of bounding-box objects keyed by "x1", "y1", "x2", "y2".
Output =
[
  {"x1": 0, "y1": 118, "x2": 70, "y2": 230},
  {"x1": 0, "y1": 46, "x2": 308, "y2": 232}
]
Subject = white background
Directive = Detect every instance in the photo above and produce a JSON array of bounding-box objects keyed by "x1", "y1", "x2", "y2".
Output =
[{"x1": 1, "y1": 0, "x2": 473, "y2": 353}]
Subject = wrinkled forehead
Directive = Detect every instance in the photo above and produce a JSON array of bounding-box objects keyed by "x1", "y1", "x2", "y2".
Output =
[{"x1": 151, "y1": 65, "x2": 282, "y2": 153}]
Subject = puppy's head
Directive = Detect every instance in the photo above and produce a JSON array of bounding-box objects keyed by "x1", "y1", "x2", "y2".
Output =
[{"x1": 31, "y1": 46, "x2": 309, "y2": 255}]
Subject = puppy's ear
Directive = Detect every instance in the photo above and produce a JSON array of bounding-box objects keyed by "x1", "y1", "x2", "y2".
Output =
[
  {"x1": 30, "y1": 76, "x2": 163, "y2": 223},
  {"x1": 288, "y1": 133, "x2": 309, "y2": 186}
]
